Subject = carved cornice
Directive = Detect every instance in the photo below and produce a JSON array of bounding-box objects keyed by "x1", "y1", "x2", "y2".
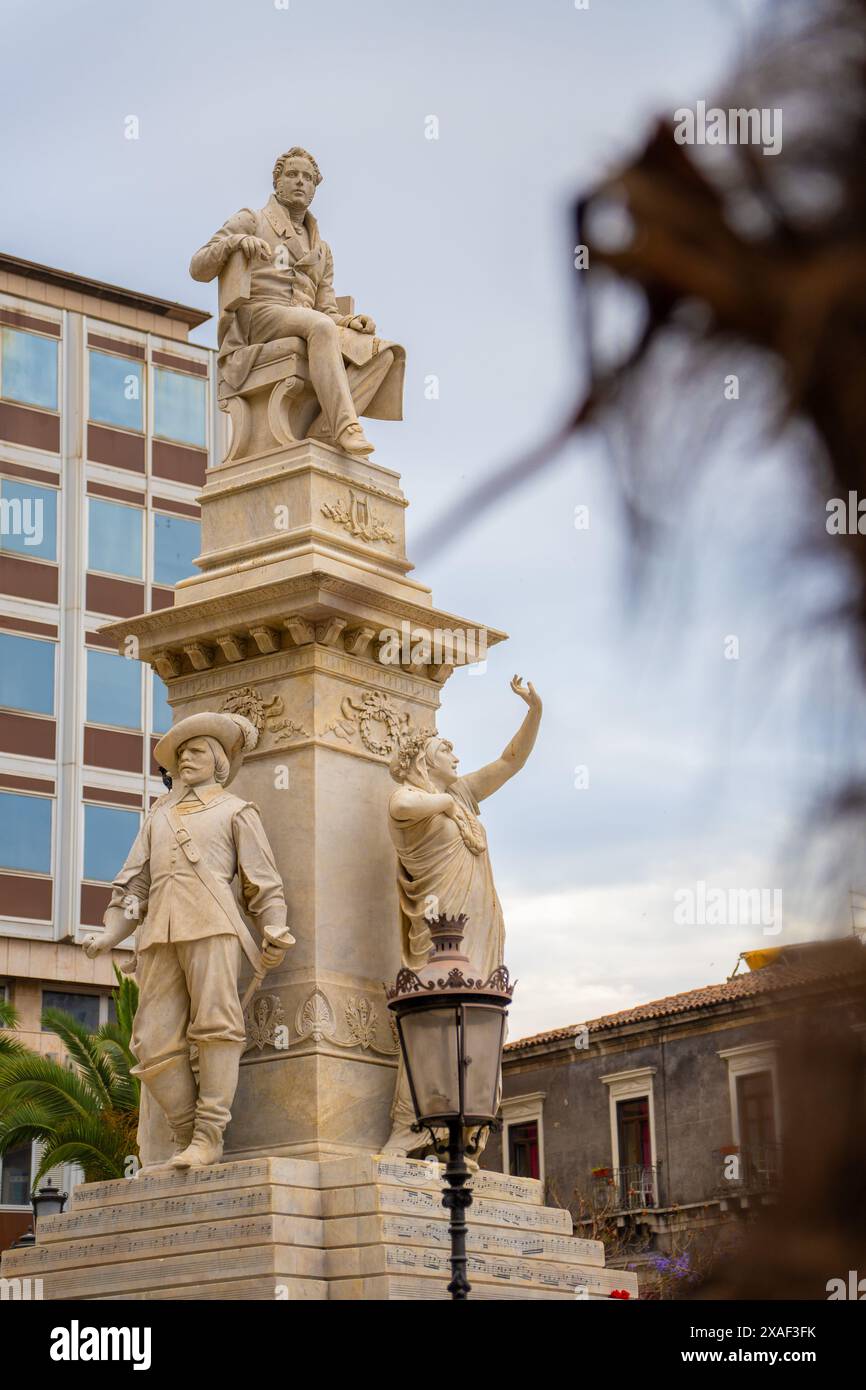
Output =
[
  {"x1": 99, "y1": 570, "x2": 507, "y2": 647},
  {"x1": 99, "y1": 570, "x2": 506, "y2": 690},
  {"x1": 166, "y1": 645, "x2": 443, "y2": 708}
]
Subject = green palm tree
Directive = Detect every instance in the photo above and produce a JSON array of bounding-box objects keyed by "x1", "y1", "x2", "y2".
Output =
[
  {"x1": 0, "y1": 998, "x2": 26, "y2": 1060},
  {"x1": 0, "y1": 967, "x2": 140, "y2": 1185}
]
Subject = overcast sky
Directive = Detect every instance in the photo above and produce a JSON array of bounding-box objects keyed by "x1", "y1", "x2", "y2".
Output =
[{"x1": 4, "y1": 0, "x2": 863, "y2": 1037}]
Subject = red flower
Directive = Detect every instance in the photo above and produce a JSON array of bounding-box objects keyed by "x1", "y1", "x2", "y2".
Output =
[{"x1": 609, "y1": 1289, "x2": 632, "y2": 1299}]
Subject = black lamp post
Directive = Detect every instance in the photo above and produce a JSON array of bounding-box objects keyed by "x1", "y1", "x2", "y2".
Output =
[
  {"x1": 9, "y1": 1176, "x2": 68, "y2": 1249},
  {"x1": 31, "y1": 1177, "x2": 68, "y2": 1223},
  {"x1": 386, "y1": 913, "x2": 513, "y2": 1300}
]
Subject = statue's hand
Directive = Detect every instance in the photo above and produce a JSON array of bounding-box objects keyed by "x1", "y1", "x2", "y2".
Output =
[
  {"x1": 82, "y1": 933, "x2": 110, "y2": 960},
  {"x1": 237, "y1": 235, "x2": 273, "y2": 264},
  {"x1": 345, "y1": 313, "x2": 376, "y2": 335},
  {"x1": 510, "y1": 674, "x2": 542, "y2": 712},
  {"x1": 260, "y1": 940, "x2": 287, "y2": 970}
]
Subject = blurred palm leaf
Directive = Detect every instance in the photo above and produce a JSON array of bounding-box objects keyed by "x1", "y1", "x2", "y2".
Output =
[{"x1": 0, "y1": 966, "x2": 140, "y2": 1185}]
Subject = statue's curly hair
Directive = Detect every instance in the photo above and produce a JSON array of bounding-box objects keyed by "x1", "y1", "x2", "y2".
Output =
[{"x1": 272, "y1": 147, "x2": 323, "y2": 189}]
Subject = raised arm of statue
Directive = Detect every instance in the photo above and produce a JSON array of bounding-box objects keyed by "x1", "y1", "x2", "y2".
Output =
[{"x1": 462, "y1": 676, "x2": 542, "y2": 803}]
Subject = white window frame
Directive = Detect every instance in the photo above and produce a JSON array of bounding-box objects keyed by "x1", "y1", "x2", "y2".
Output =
[
  {"x1": 86, "y1": 344, "x2": 146, "y2": 435},
  {"x1": 0, "y1": 627, "x2": 57, "y2": 718},
  {"x1": 717, "y1": 1042, "x2": 781, "y2": 1147},
  {"x1": 0, "y1": 321, "x2": 61, "y2": 416},
  {"x1": 600, "y1": 1066, "x2": 659, "y2": 1203},
  {"x1": 0, "y1": 785, "x2": 55, "y2": 888},
  {"x1": 85, "y1": 494, "x2": 145, "y2": 582},
  {"x1": 500, "y1": 1091, "x2": 546, "y2": 1184},
  {"x1": 150, "y1": 362, "x2": 209, "y2": 452},
  {"x1": 80, "y1": 797, "x2": 142, "y2": 888}
]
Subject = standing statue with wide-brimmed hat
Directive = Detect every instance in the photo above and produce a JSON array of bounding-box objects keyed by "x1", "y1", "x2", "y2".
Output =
[{"x1": 82, "y1": 710, "x2": 295, "y2": 1169}]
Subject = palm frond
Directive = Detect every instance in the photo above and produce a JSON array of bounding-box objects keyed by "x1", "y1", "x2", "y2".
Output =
[
  {"x1": 95, "y1": 1023, "x2": 138, "y2": 1074},
  {"x1": 0, "y1": 999, "x2": 19, "y2": 1030},
  {"x1": 0, "y1": 1102, "x2": 59, "y2": 1152},
  {"x1": 0, "y1": 1052, "x2": 104, "y2": 1122},
  {"x1": 33, "y1": 1136, "x2": 125, "y2": 1186},
  {"x1": 40, "y1": 1007, "x2": 115, "y2": 1107},
  {"x1": 109, "y1": 965, "x2": 139, "y2": 1039},
  {"x1": 0, "y1": 1033, "x2": 27, "y2": 1060}
]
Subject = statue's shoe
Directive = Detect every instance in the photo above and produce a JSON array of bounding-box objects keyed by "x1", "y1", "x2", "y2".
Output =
[
  {"x1": 170, "y1": 1134, "x2": 224, "y2": 1168},
  {"x1": 338, "y1": 424, "x2": 375, "y2": 457}
]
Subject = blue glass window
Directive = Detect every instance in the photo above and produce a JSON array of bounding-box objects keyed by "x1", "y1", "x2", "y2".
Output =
[
  {"x1": 87, "y1": 497, "x2": 143, "y2": 578},
  {"x1": 86, "y1": 649, "x2": 141, "y2": 729},
  {"x1": 83, "y1": 803, "x2": 140, "y2": 882},
  {"x1": 42, "y1": 990, "x2": 101, "y2": 1031},
  {"x1": 153, "y1": 513, "x2": 200, "y2": 586},
  {"x1": 0, "y1": 478, "x2": 58, "y2": 561},
  {"x1": 0, "y1": 632, "x2": 55, "y2": 715},
  {"x1": 152, "y1": 672, "x2": 172, "y2": 734},
  {"x1": 0, "y1": 791, "x2": 52, "y2": 873},
  {"x1": 153, "y1": 367, "x2": 206, "y2": 447},
  {"x1": 0, "y1": 328, "x2": 58, "y2": 410},
  {"x1": 89, "y1": 351, "x2": 143, "y2": 431}
]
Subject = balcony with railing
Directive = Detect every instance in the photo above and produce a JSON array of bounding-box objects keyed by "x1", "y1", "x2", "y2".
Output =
[
  {"x1": 589, "y1": 1163, "x2": 661, "y2": 1212},
  {"x1": 713, "y1": 1141, "x2": 782, "y2": 1197}
]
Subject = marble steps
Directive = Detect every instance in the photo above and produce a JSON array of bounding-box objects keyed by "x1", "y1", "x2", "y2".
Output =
[
  {"x1": 0, "y1": 1154, "x2": 640, "y2": 1300},
  {"x1": 61, "y1": 1156, "x2": 317, "y2": 1212},
  {"x1": 323, "y1": 1212, "x2": 604, "y2": 1265},
  {"x1": 321, "y1": 1181, "x2": 573, "y2": 1234},
  {"x1": 326, "y1": 1242, "x2": 629, "y2": 1296},
  {"x1": 331, "y1": 1277, "x2": 600, "y2": 1301},
  {"x1": 35, "y1": 1184, "x2": 322, "y2": 1244}
]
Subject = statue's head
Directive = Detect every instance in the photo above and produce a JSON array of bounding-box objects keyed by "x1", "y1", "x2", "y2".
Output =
[
  {"x1": 272, "y1": 147, "x2": 322, "y2": 213},
  {"x1": 176, "y1": 735, "x2": 229, "y2": 788},
  {"x1": 153, "y1": 711, "x2": 259, "y2": 789},
  {"x1": 390, "y1": 731, "x2": 459, "y2": 791}
]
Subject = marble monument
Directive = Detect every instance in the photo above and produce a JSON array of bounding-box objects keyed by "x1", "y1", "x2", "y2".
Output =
[{"x1": 0, "y1": 147, "x2": 639, "y2": 1300}]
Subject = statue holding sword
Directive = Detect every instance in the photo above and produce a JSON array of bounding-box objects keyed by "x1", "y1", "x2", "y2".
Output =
[{"x1": 82, "y1": 710, "x2": 294, "y2": 1170}]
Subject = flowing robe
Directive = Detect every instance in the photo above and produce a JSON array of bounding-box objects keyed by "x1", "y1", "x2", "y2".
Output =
[{"x1": 388, "y1": 778, "x2": 505, "y2": 1139}]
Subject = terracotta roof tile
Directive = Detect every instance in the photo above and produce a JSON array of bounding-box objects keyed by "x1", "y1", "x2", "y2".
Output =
[{"x1": 504, "y1": 940, "x2": 865, "y2": 1053}]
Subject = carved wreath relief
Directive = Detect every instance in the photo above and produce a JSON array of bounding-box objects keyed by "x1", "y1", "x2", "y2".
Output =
[{"x1": 323, "y1": 689, "x2": 412, "y2": 756}]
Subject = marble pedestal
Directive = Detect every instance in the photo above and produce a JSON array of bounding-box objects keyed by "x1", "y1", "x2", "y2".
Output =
[
  {"x1": 0, "y1": 1156, "x2": 640, "y2": 1301},
  {"x1": 100, "y1": 439, "x2": 505, "y2": 1161}
]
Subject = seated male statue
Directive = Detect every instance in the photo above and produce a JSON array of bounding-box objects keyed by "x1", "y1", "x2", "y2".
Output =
[{"x1": 190, "y1": 145, "x2": 405, "y2": 458}]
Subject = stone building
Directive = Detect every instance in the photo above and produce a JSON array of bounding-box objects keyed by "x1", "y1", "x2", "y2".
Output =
[
  {"x1": 481, "y1": 938, "x2": 866, "y2": 1258},
  {"x1": 0, "y1": 251, "x2": 220, "y2": 1245}
]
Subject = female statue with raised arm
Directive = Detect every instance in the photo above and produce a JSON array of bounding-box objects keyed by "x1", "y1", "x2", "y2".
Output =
[{"x1": 383, "y1": 675, "x2": 542, "y2": 1155}]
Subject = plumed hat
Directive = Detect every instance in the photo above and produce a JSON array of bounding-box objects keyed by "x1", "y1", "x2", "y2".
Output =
[{"x1": 153, "y1": 711, "x2": 258, "y2": 786}]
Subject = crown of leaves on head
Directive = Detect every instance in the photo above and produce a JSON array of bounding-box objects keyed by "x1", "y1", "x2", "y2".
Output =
[{"x1": 392, "y1": 727, "x2": 438, "y2": 780}]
